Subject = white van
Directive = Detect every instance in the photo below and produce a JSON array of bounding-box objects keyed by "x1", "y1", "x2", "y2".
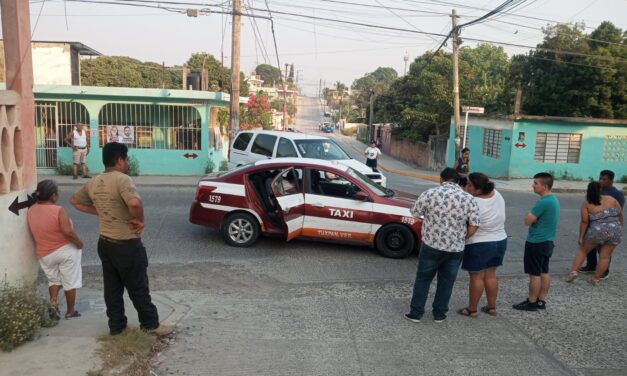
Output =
[{"x1": 229, "y1": 130, "x2": 387, "y2": 186}]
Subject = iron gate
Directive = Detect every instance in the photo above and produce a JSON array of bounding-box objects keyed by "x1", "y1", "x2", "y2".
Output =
[{"x1": 35, "y1": 103, "x2": 58, "y2": 168}]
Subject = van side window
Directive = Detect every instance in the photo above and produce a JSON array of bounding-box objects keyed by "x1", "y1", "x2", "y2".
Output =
[
  {"x1": 276, "y1": 138, "x2": 298, "y2": 158},
  {"x1": 233, "y1": 133, "x2": 253, "y2": 151},
  {"x1": 250, "y1": 134, "x2": 277, "y2": 157}
]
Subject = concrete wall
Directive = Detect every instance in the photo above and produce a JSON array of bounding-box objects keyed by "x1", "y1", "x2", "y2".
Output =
[
  {"x1": 508, "y1": 120, "x2": 627, "y2": 180},
  {"x1": 0, "y1": 0, "x2": 38, "y2": 286},
  {"x1": 31, "y1": 86, "x2": 237, "y2": 176},
  {"x1": 447, "y1": 118, "x2": 514, "y2": 178},
  {"x1": 448, "y1": 117, "x2": 627, "y2": 180}
]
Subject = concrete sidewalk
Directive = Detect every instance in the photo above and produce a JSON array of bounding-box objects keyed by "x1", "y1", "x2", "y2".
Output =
[
  {"x1": 0, "y1": 288, "x2": 184, "y2": 376},
  {"x1": 333, "y1": 133, "x2": 626, "y2": 194}
]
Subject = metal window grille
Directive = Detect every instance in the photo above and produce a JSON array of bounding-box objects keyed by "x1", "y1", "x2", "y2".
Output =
[
  {"x1": 534, "y1": 132, "x2": 581, "y2": 163},
  {"x1": 98, "y1": 103, "x2": 201, "y2": 150},
  {"x1": 482, "y1": 128, "x2": 501, "y2": 159},
  {"x1": 35, "y1": 101, "x2": 90, "y2": 168}
]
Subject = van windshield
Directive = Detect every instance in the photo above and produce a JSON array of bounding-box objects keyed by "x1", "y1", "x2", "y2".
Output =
[{"x1": 294, "y1": 139, "x2": 350, "y2": 160}]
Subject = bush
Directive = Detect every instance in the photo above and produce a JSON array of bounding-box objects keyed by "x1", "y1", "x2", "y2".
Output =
[
  {"x1": 206, "y1": 159, "x2": 216, "y2": 174},
  {"x1": 0, "y1": 282, "x2": 58, "y2": 352},
  {"x1": 219, "y1": 160, "x2": 229, "y2": 171},
  {"x1": 128, "y1": 155, "x2": 140, "y2": 176},
  {"x1": 621, "y1": 175, "x2": 627, "y2": 184},
  {"x1": 56, "y1": 161, "x2": 74, "y2": 176},
  {"x1": 341, "y1": 127, "x2": 357, "y2": 137}
]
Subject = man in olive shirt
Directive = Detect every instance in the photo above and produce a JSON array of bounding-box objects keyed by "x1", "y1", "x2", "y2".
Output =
[{"x1": 71, "y1": 142, "x2": 172, "y2": 336}]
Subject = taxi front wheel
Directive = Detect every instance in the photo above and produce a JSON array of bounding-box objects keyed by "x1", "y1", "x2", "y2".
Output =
[
  {"x1": 375, "y1": 224, "x2": 415, "y2": 259},
  {"x1": 222, "y1": 212, "x2": 260, "y2": 247}
]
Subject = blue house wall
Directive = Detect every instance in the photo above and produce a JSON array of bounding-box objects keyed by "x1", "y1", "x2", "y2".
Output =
[
  {"x1": 447, "y1": 118, "x2": 514, "y2": 179},
  {"x1": 31, "y1": 85, "x2": 244, "y2": 176},
  {"x1": 448, "y1": 116, "x2": 627, "y2": 180}
]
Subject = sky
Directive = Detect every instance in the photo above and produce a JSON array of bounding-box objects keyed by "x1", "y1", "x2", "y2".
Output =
[{"x1": 3, "y1": 0, "x2": 626, "y2": 95}]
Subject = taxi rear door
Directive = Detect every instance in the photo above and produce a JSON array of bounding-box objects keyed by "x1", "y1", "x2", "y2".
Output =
[{"x1": 271, "y1": 168, "x2": 305, "y2": 241}]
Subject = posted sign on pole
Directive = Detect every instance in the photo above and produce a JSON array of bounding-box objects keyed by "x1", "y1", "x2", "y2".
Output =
[
  {"x1": 462, "y1": 106, "x2": 485, "y2": 114},
  {"x1": 461, "y1": 106, "x2": 484, "y2": 149}
]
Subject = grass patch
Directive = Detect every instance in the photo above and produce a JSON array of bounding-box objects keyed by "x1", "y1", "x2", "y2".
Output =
[{"x1": 92, "y1": 328, "x2": 171, "y2": 376}]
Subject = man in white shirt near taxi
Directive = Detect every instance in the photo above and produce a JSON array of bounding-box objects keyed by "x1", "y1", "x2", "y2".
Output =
[
  {"x1": 65, "y1": 122, "x2": 90, "y2": 180},
  {"x1": 364, "y1": 141, "x2": 382, "y2": 172}
]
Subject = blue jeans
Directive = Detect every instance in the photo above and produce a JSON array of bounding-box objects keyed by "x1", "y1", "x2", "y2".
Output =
[{"x1": 409, "y1": 244, "x2": 464, "y2": 319}]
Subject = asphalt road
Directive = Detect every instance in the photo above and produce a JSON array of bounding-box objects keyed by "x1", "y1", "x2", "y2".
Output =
[{"x1": 57, "y1": 96, "x2": 626, "y2": 376}]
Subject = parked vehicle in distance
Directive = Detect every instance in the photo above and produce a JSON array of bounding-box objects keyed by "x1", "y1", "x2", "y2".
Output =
[
  {"x1": 323, "y1": 124, "x2": 334, "y2": 133},
  {"x1": 189, "y1": 158, "x2": 421, "y2": 258},
  {"x1": 229, "y1": 130, "x2": 387, "y2": 186}
]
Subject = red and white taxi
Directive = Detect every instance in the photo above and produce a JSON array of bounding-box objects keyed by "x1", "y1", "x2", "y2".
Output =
[{"x1": 189, "y1": 158, "x2": 422, "y2": 258}]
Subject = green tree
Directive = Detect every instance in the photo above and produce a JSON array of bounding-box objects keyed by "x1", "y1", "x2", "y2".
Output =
[
  {"x1": 519, "y1": 22, "x2": 626, "y2": 118},
  {"x1": 81, "y1": 56, "x2": 180, "y2": 88},
  {"x1": 185, "y1": 52, "x2": 249, "y2": 94},
  {"x1": 271, "y1": 97, "x2": 297, "y2": 117},
  {"x1": 351, "y1": 67, "x2": 398, "y2": 123},
  {"x1": 255, "y1": 64, "x2": 282, "y2": 86},
  {"x1": 288, "y1": 64, "x2": 295, "y2": 83}
]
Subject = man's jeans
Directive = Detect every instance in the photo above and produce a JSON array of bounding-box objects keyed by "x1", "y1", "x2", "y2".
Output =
[
  {"x1": 97, "y1": 237, "x2": 159, "y2": 333},
  {"x1": 409, "y1": 244, "x2": 464, "y2": 319}
]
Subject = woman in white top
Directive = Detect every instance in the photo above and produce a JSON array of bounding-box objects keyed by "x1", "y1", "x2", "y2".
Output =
[{"x1": 457, "y1": 172, "x2": 507, "y2": 317}]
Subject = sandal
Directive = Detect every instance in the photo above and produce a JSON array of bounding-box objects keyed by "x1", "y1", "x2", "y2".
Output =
[
  {"x1": 565, "y1": 271, "x2": 578, "y2": 283},
  {"x1": 65, "y1": 310, "x2": 81, "y2": 320},
  {"x1": 589, "y1": 278, "x2": 600, "y2": 287},
  {"x1": 456, "y1": 307, "x2": 478, "y2": 318},
  {"x1": 480, "y1": 305, "x2": 497, "y2": 316}
]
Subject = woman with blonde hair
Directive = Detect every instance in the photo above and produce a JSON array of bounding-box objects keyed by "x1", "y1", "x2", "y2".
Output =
[{"x1": 27, "y1": 179, "x2": 84, "y2": 319}]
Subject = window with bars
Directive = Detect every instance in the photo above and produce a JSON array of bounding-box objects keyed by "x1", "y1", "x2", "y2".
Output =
[
  {"x1": 98, "y1": 103, "x2": 201, "y2": 150},
  {"x1": 482, "y1": 129, "x2": 501, "y2": 159},
  {"x1": 35, "y1": 101, "x2": 90, "y2": 147},
  {"x1": 534, "y1": 132, "x2": 581, "y2": 163}
]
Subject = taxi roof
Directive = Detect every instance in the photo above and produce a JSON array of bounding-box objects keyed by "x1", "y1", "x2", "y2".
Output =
[{"x1": 253, "y1": 158, "x2": 350, "y2": 172}]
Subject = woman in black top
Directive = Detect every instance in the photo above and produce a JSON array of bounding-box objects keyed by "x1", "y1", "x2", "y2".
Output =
[{"x1": 454, "y1": 148, "x2": 470, "y2": 186}]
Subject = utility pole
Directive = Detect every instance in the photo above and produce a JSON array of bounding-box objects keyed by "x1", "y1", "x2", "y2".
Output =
[
  {"x1": 282, "y1": 63, "x2": 288, "y2": 130},
  {"x1": 403, "y1": 51, "x2": 409, "y2": 75},
  {"x1": 229, "y1": 0, "x2": 241, "y2": 140},
  {"x1": 368, "y1": 90, "x2": 374, "y2": 142},
  {"x1": 452, "y1": 9, "x2": 462, "y2": 156}
]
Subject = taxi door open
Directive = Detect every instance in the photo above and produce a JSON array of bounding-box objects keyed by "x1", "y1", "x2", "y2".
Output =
[{"x1": 271, "y1": 168, "x2": 305, "y2": 241}]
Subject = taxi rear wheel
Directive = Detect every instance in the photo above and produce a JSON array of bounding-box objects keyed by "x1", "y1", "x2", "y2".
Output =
[
  {"x1": 375, "y1": 224, "x2": 415, "y2": 259},
  {"x1": 222, "y1": 212, "x2": 260, "y2": 247}
]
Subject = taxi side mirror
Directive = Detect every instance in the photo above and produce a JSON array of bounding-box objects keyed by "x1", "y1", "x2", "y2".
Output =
[{"x1": 353, "y1": 191, "x2": 370, "y2": 201}]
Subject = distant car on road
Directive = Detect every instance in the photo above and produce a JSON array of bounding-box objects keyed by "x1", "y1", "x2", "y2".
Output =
[
  {"x1": 323, "y1": 124, "x2": 334, "y2": 133},
  {"x1": 189, "y1": 158, "x2": 421, "y2": 258},
  {"x1": 229, "y1": 130, "x2": 387, "y2": 186}
]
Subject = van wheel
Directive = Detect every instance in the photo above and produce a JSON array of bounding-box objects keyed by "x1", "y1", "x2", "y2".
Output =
[
  {"x1": 222, "y1": 212, "x2": 260, "y2": 247},
  {"x1": 375, "y1": 224, "x2": 415, "y2": 259}
]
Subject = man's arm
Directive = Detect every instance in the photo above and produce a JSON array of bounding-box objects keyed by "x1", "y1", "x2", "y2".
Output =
[
  {"x1": 69, "y1": 196, "x2": 98, "y2": 215},
  {"x1": 466, "y1": 225, "x2": 479, "y2": 239},
  {"x1": 524, "y1": 212, "x2": 538, "y2": 226},
  {"x1": 65, "y1": 132, "x2": 73, "y2": 148},
  {"x1": 127, "y1": 197, "x2": 145, "y2": 235}
]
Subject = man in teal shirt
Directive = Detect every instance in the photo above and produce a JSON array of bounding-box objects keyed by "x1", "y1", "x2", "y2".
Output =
[{"x1": 514, "y1": 172, "x2": 560, "y2": 311}]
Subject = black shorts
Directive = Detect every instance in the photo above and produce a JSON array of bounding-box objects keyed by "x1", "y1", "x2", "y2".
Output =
[
  {"x1": 366, "y1": 158, "x2": 377, "y2": 169},
  {"x1": 523, "y1": 241, "x2": 554, "y2": 276}
]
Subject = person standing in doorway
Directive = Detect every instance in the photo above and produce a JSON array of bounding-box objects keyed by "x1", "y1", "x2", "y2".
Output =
[
  {"x1": 65, "y1": 122, "x2": 90, "y2": 180},
  {"x1": 364, "y1": 141, "x2": 382, "y2": 172},
  {"x1": 578, "y1": 170, "x2": 624, "y2": 279},
  {"x1": 70, "y1": 142, "x2": 173, "y2": 337},
  {"x1": 513, "y1": 172, "x2": 560, "y2": 311},
  {"x1": 405, "y1": 167, "x2": 480, "y2": 323},
  {"x1": 454, "y1": 147, "x2": 470, "y2": 187}
]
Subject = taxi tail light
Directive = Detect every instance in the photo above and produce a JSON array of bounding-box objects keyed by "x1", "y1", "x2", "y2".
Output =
[{"x1": 196, "y1": 185, "x2": 216, "y2": 201}]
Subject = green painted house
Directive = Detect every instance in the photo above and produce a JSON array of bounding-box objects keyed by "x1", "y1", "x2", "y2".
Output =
[
  {"x1": 30, "y1": 85, "x2": 246, "y2": 175},
  {"x1": 448, "y1": 116, "x2": 627, "y2": 181}
]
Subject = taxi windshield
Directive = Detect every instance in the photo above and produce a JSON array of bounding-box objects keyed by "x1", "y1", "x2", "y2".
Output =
[
  {"x1": 294, "y1": 139, "x2": 350, "y2": 160},
  {"x1": 346, "y1": 168, "x2": 388, "y2": 196}
]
